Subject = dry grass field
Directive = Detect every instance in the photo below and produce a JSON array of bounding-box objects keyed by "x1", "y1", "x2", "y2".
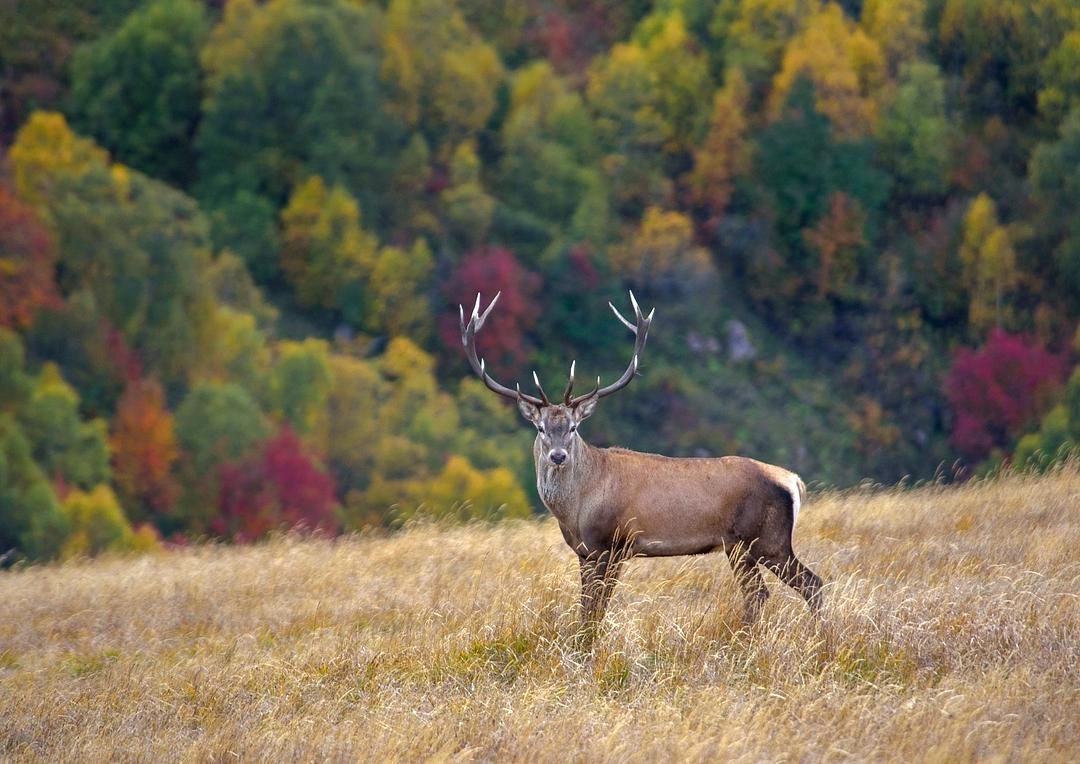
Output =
[{"x1": 1, "y1": 467, "x2": 1078, "y2": 762}]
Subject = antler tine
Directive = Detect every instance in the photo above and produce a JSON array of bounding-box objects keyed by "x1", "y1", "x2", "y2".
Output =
[
  {"x1": 477, "y1": 291, "x2": 500, "y2": 329},
  {"x1": 562, "y1": 360, "x2": 576, "y2": 404},
  {"x1": 573, "y1": 291, "x2": 655, "y2": 404},
  {"x1": 460, "y1": 292, "x2": 544, "y2": 406},
  {"x1": 609, "y1": 300, "x2": 638, "y2": 334},
  {"x1": 532, "y1": 371, "x2": 551, "y2": 406}
]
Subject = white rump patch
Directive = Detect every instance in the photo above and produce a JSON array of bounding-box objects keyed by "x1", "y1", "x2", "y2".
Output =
[{"x1": 786, "y1": 474, "x2": 803, "y2": 527}]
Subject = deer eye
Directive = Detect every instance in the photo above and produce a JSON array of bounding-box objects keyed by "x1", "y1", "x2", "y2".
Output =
[
  {"x1": 569, "y1": 424, "x2": 577, "y2": 433},
  {"x1": 537, "y1": 424, "x2": 546, "y2": 434}
]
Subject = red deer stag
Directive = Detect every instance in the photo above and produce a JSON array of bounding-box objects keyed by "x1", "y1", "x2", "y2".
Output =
[{"x1": 460, "y1": 291, "x2": 822, "y2": 641}]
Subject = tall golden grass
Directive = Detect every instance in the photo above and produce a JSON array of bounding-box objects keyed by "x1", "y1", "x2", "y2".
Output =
[{"x1": 1, "y1": 466, "x2": 1078, "y2": 762}]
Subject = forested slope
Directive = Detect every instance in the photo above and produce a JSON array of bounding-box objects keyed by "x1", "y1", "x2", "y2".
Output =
[{"x1": 2, "y1": 0, "x2": 1080, "y2": 558}]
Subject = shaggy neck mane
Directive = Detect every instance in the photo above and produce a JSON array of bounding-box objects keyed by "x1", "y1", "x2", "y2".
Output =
[{"x1": 536, "y1": 437, "x2": 592, "y2": 514}]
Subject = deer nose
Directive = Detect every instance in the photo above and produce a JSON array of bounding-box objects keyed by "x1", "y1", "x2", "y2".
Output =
[{"x1": 549, "y1": 449, "x2": 568, "y2": 465}]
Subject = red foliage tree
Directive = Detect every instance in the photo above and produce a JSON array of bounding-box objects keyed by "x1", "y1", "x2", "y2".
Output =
[
  {"x1": 439, "y1": 246, "x2": 541, "y2": 378},
  {"x1": 524, "y1": 2, "x2": 630, "y2": 76},
  {"x1": 213, "y1": 426, "x2": 339, "y2": 542},
  {"x1": 0, "y1": 186, "x2": 61, "y2": 329},
  {"x1": 946, "y1": 330, "x2": 1069, "y2": 461},
  {"x1": 111, "y1": 377, "x2": 179, "y2": 520}
]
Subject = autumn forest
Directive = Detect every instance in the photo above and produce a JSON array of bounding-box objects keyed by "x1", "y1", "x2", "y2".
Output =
[{"x1": 2, "y1": 0, "x2": 1080, "y2": 559}]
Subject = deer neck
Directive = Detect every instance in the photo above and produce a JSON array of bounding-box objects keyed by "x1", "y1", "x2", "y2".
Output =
[{"x1": 534, "y1": 436, "x2": 594, "y2": 521}]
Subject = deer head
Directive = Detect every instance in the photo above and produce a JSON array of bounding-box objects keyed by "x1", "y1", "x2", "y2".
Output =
[{"x1": 459, "y1": 291, "x2": 654, "y2": 468}]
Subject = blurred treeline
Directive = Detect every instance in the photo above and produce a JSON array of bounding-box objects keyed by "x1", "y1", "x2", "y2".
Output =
[{"x1": 2, "y1": 0, "x2": 1080, "y2": 560}]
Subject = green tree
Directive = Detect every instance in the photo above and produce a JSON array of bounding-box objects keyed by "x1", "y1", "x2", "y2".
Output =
[
  {"x1": 1030, "y1": 108, "x2": 1080, "y2": 302},
  {"x1": 203, "y1": 252, "x2": 279, "y2": 331},
  {"x1": 67, "y1": 0, "x2": 206, "y2": 186},
  {"x1": 19, "y1": 364, "x2": 110, "y2": 490},
  {"x1": 10, "y1": 113, "x2": 215, "y2": 389},
  {"x1": 0, "y1": 0, "x2": 140, "y2": 143},
  {"x1": 453, "y1": 377, "x2": 533, "y2": 489},
  {"x1": 0, "y1": 330, "x2": 32, "y2": 414},
  {"x1": 174, "y1": 381, "x2": 270, "y2": 533},
  {"x1": 440, "y1": 141, "x2": 495, "y2": 249},
  {"x1": 751, "y1": 77, "x2": 890, "y2": 331},
  {"x1": 495, "y1": 61, "x2": 603, "y2": 258},
  {"x1": 175, "y1": 382, "x2": 270, "y2": 480},
  {"x1": 707, "y1": 0, "x2": 814, "y2": 92},
  {"x1": 877, "y1": 61, "x2": 952, "y2": 201},
  {"x1": 386, "y1": 133, "x2": 437, "y2": 239},
  {"x1": 1039, "y1": 30, "x2": 1080, "y2": 126},
  {"x1": 0, "y1": 414, "x2": 69, "y2": 560},
  {"x1": 197, "y1": 0, "x2": 399, "y2": 250},
  {"x1": 937, "y1": 0, "x2": 1074, "y2": 121},
  {"x1": 267, "y1": 339, "x2": 334, "y2": 438}
]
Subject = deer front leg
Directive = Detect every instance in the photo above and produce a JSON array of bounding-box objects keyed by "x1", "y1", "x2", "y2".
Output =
[{"x1": 576, "y1": 549, "x2": 624, "y2": 648}]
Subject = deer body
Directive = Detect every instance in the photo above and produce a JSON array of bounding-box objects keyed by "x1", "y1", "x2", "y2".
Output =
[
  {"x1": 460, "y1": 291, "x2": 822, "y2": 642},
  {"x1": 536, "y1": 442, "x2": 803, "y2": 560}
]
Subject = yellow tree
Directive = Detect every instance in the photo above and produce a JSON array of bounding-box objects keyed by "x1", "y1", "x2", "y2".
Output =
[
  {"x1": 59, "y1": 485, "x2": 144, "y2": 559},
  {"x1": 280, "y1": 177, "x2": 377, "y2": 311},
  {"x1": 768, "y1": 3, "x2": 885, "y2": 139},
  {"x1": 190, "y1": 307, "x2": 269, "y2": 393},
  {"x1": 366, "y1": 240, "x2": 434, "y2": 342},
  {"x1": 402, "y1": 455, "x2": 531, "y2": 522},
  {"x1": 635, "y1": 11, "x2": 713, "y2": 153},
  {"x1": 610, "y1": 207, "x2": 714, "y2": 288},
  {"x1": 8, "y1": 112, "x2": 108, "y2": 210},
  {"x1": 861, "y1": 0, "x2": 927, "y2": 76},
  {"x1": 324, "y1": 353, "x2": 388, "y2": 498},
  {"x1": 687, "y1": 68, "x2": 753, "y2": 223},
  {"x1": 382, "y1": 0, "x2": 504, "y2": 153},
  {"x1": 959, "y1": 193, "x2": 1018, "y2": 334},
  {"x1": 587, "y1": 44, "x2": 671, "y2": 213}
]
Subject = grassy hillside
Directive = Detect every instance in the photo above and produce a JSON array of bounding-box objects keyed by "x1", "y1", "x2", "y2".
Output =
[{"x1": 2, "y1": 468, "x2": 1078, "y2": 761}]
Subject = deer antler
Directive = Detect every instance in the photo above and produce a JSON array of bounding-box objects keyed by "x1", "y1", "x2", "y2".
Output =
[
  {"x1": 460, "y1": 293, "x2": 546, "y2": 407},
  {"x1": 569, "y1": 290, "x2": 654, "y2": 405}
]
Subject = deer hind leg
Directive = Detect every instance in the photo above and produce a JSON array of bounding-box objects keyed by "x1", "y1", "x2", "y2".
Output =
[
  {"x1": 762, "y1": 553, "x2": 823, "y2": 614},
  {"x1": 725, "y1": 543, "x2": 769, "y2": 626},
  {"x1": 577, "y1": 549, "x2": 625, "y2": 647}
]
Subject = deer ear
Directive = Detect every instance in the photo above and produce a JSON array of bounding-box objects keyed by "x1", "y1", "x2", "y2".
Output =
[
  {"x1": 574, "y1": 394, "x2": 599, "y2": 422},
  {"x1": 517, "y1": 397, "x2": 542, "y2": 424}
]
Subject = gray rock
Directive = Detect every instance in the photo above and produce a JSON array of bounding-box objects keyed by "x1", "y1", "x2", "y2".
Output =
[{"x1": 725, "y1": 319, "x2": 757, "y2": 362}]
